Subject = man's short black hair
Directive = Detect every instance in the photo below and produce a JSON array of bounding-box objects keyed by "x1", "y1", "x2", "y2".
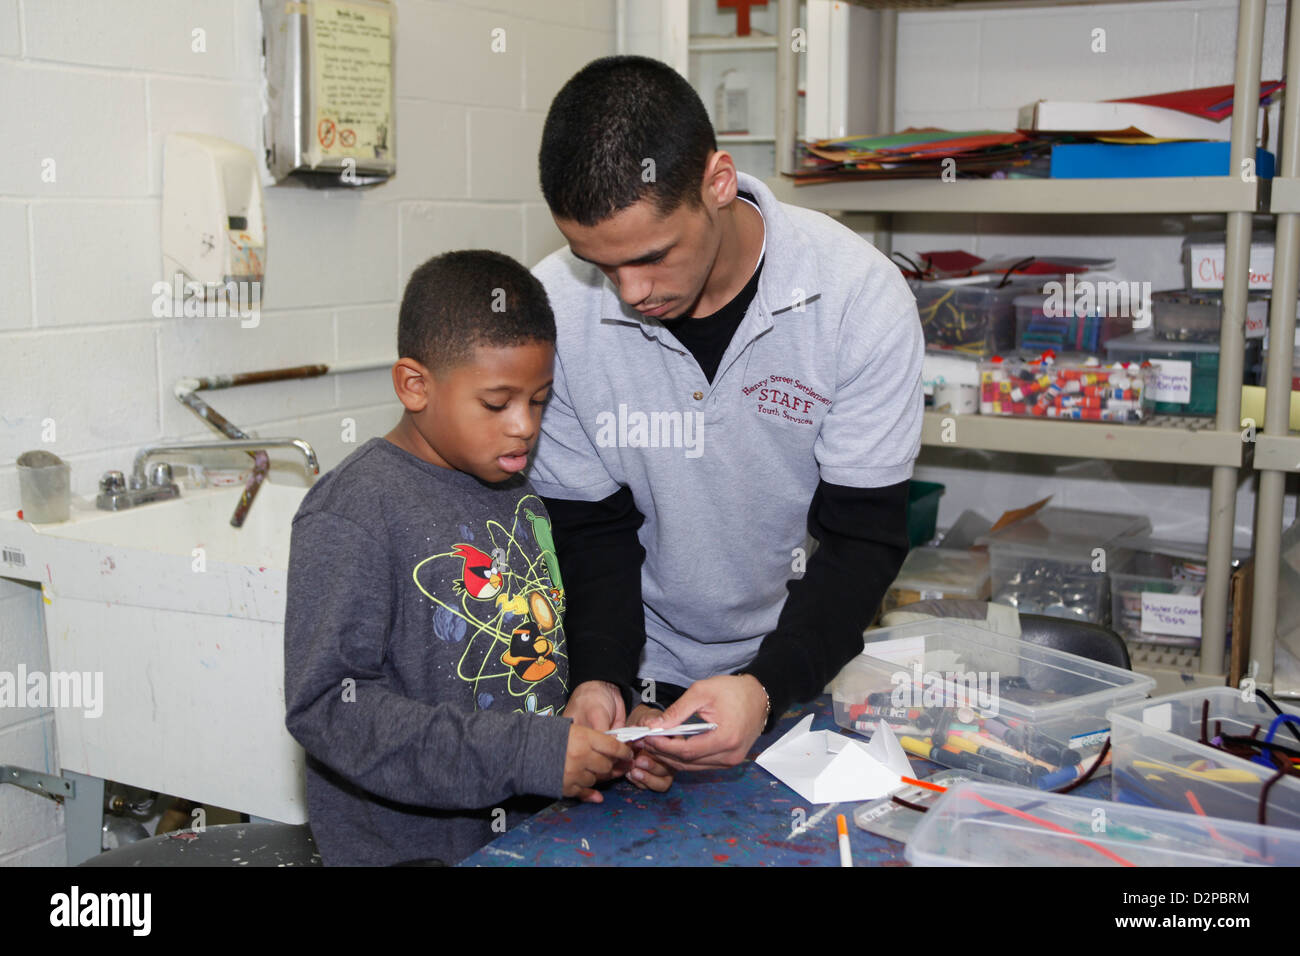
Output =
[
  {"x1": 539, "y1": 55, "x2": 717, "y2": 227},
  {"x1": 397, "y1": 250, "x2": 555, "y2": 377}
]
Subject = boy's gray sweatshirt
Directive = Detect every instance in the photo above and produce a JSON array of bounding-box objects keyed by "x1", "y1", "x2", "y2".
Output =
[{"x1": 284, "y1": 437, "x2": 572, "y2": 866}]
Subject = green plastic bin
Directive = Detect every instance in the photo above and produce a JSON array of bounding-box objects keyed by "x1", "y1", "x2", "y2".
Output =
[{"x1": 907, "y1": 481, "x2": 945, "y2": 547}]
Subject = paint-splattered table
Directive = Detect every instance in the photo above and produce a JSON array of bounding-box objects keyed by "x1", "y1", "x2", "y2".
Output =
[{"x1": 462, "y1": 694, "x2": 1108, "y2": 866}]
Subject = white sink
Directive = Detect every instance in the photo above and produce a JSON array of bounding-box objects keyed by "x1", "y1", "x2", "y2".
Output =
[{"x1": 0, "y1": 482, "x2": 311, "y2": 823}]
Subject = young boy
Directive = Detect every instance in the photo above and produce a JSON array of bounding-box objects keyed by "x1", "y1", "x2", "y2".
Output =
[{"x1": 284, "y1": 249, "x2": 632, "y2": 866}]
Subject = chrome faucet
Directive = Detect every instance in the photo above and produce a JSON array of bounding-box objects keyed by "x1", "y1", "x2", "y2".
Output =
[
  {"x1": 99, "y1": 438, "x2": 319, "y2": 524},
  {"x1": 130, "y1": 438, "x2": 318, "y2": 488}
]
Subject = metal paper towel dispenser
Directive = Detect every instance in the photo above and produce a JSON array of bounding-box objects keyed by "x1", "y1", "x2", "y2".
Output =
[{"x1": 261, "y1": 0, "x2": 395, "y2": 188}]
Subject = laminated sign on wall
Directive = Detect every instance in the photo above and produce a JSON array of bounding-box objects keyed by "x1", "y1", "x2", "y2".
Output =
[
  {"x1": 263, "y1": 0, "x2": 396, "y2": 187},
  {"x1": 308, "y1": 0, "x2": 393, "y2": 166}
]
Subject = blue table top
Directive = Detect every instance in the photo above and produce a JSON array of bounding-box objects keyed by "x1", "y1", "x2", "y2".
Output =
[{"x1": 462, "y1": 694, "x2": 1109, "y2": 866}]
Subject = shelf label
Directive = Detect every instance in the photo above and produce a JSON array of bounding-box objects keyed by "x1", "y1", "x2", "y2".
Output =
[
  {"x1": 1150, "y1": 359, "x2": 1193, "y2": 404},
  {"x1": 1140, "y1": 590, "x2": 1202, "y2": 638}
]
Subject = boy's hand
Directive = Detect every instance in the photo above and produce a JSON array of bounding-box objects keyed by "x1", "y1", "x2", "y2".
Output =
[
  {"x1": 563, "y1": 680, "x2": 627, "y2": 733},
  {"x1": 563, "y1": 724, "x2": 633, "y2": 803},
  {"x1": 641, "y1": 674, "x2": 768, "y2": 771},
  {"x1": 623, "y1": 704, "x2": 676, "y2": 793}
]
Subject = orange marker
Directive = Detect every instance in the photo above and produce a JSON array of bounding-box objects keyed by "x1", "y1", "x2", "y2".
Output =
[{"x1": 837, "y1": 813, "x2": 852, "y2": 867}]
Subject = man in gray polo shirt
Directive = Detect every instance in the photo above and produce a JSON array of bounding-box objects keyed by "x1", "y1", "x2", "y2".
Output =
[{"x1": 529, "y1": 56, "x2": 923, "y2": 790}]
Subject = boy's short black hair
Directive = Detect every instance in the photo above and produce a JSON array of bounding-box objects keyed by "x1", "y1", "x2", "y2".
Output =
[
  {"x1": 539, "y1": 55, "x2": 717, "y2": 227},
  {"x1": 398, "y1": 250, "x2": 555, "y2": 377}
]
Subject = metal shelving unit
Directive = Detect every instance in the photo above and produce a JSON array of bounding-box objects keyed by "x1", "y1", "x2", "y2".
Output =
[
  {"x1": 766, "y1": 176, "x2": 1261, "y2": 214},
  {"x1": 767, "y1": 0, "x2": 1290, "y2": 689},
  {"x1": 918, "y1": 413, "x2": 1246, "y2": 467}
]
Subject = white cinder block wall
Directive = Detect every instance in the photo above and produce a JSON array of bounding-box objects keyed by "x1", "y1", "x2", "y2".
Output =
[
  {"x1": 0, "y1": 0, "x2": 614, "y2": 865},
  {"x1": 891, "y1": 0, "x2": 1299, "y2": 544}
]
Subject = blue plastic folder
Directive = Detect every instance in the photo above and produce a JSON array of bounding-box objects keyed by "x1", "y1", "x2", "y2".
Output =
[{"x1": 1050, "y1": 142, "x2": 1275, "y2": 179}]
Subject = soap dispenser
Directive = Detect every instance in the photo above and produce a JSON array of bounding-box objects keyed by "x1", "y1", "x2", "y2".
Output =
[{"x1": 161, "y1": 133, "x2": 266, "y2": 300}]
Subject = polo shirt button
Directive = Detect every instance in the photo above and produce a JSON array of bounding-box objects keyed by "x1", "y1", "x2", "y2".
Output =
[{"x1": 692, "y1": 391, "x2": 703, "y2": 401}]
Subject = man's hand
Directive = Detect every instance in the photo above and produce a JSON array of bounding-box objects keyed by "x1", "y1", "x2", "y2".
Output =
[
  {"x1": 641, "y1": 674, "x2": 769, "y2": 771},
  {"x1": 563, "y1": 680, "x2": 627, "y2": 733},
  {"x1": 622, "y1": 704, "x2": 676, "y2": 792},
  {"x1": 563, "y1": 724, "x2": 634, "y2": 803}
]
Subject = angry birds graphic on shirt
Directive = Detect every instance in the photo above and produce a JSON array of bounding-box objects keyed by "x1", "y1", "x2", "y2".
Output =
[{"x1": 413, "y1": 495, "x2": 567, "y2": 716}]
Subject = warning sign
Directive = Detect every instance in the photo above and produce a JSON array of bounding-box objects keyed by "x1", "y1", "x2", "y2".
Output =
[{"x1": 317, "y1": 118, "x2": 336, "y2": 148}]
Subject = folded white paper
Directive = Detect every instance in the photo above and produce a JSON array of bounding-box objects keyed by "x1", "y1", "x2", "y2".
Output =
[
  {"x1": 605, "y1": 722, "x2": 718, "y2": 743},
  {"x1": 755, "y1": 715, "x2": 913, "y2": 804}
]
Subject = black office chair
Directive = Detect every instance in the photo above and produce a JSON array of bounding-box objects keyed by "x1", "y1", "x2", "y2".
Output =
[{"x1": 882, "y1": 597, "x2": 1132, "y2": 670}]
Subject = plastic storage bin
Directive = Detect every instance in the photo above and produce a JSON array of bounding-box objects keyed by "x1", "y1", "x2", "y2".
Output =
[
  {"x1": 906, "y1": 780, "x2": 1300, "y2": 866},
  {"x1": 905, "y1": 481, "x2": 944, "y2": 547},
  {"x1": 1106, "y1": 330, "x2": 1261, "y2": 417},
  {"x1": 1108, "y1": 686, "x2": 1300, "y2": 829},
  {"x1": 1107, "y1": 537, "x2": 1248, "y2": 648},
  {"x1": 1182, "y1": 229, "x2": 1276, "y2": 291},
  {"x1": 1110, "y1": 545, "x2": 1205, "y2": 648},
  {"x1": 978, "y1": 354, "x2": 1154, "y2": 422},
  {"x1": 1151, "y1": 288, "x2": 1270, "y2": 343},
  {"x1": 830, "y1": 619, "x2": 1155, "y2": 786},
  {"x1": 1012, "y1": 291, "x2": 1132, "y2": 353},
  {"x1": 882, "y1": 547, "x2": 990, "y2": 613},
  {"x1": 911, "y1": 277, "x2": 1025, "y2": 357},
  {"x1": 978, "y1": 506, "x2": 1150, "y2": 625}
]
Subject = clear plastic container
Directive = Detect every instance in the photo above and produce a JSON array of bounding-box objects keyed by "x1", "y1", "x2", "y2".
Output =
[
  {"x1": 1182, "y1": 229, "x2": 1275, "y2": 291},
  {"x1": 1151, "y1": 288, "x2": 1271, "y2": 343},
  {"x1": 978, "y1": 506, "x2": 1151, "y2": 625},
  {"x1": 1111, "y1": 553, "x2": 1206, "y2": 649},
  {"x1": 1107, "y1": 537, "x2": 1248, "y2": 648},
  {"x1": 911, "y1": 277, "x2": 1025, "y2": 358},
  {"x1": 1108, "y1": 686, "x2": 1300, "y2": 829},
  {"x1": 906, "y1": 780, "x2": 1300, "y2": 866},
  {"x1": 830, "y1": 619, "x2": 1155, "y2": 786},
  {"x1": 1106, "y1": 330, "x2": 1261, "y2": 417},
  {"x1": 882, "y1": 547, "x2": 990, "y2": 613},
  {"x1": 978, "y1": 354, "x2": 1154, "y2": 422},
  {"x1": 1012, "y1": 291, "x2": 1132, "y2": 354}
]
